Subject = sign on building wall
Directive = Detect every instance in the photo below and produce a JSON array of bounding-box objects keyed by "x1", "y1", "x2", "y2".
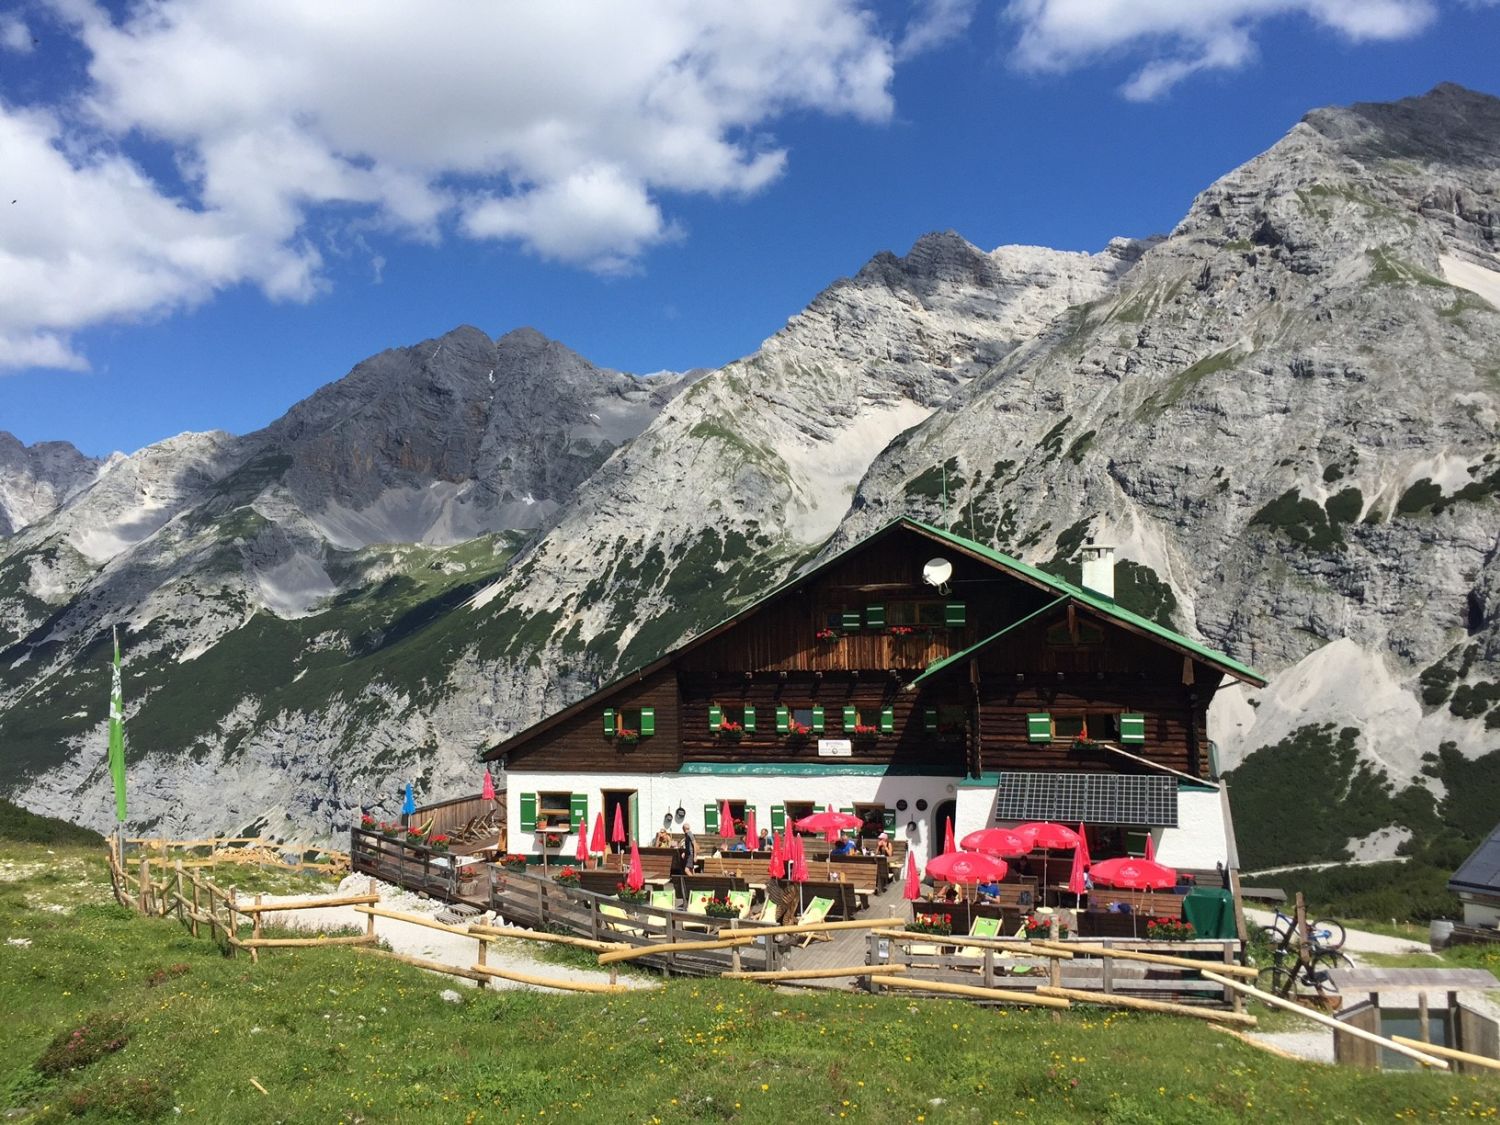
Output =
[{"x1": 818, "y1": 739, "x2": 853, "y2": 758}]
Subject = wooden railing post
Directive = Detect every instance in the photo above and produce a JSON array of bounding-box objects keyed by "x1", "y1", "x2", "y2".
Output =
[
  {"x1": 138, "y1": 857, "x2": 150, "y2": 914},
  {"x1": 866, "y1": 933, "x2": 882, "y2": 994},
  {"x1": 251, "y1": 894, "x2": 263, "y2": 963},
  {"x1": 475, "y1": 937, "x2": 489, "y2": 990},
  {"x1": 366, "y1": 879, "x2": 377, "y2": 944},
  {"x1": 227, "y1": 888, "x2": 238, "y2": 957}
]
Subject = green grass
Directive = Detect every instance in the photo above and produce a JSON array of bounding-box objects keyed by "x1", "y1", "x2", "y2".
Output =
[{"x1": 5, "y1": 844, "x2": 1500, "y2": 1121}]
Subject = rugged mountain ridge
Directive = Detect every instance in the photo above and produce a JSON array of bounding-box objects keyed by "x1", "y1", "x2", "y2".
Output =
[
  {"x1": 2, "y1": 85, "x2": 1497, "y2": 868},
  {"x1": 0, "y1": 433, "x2": 99, "y2": 537}
]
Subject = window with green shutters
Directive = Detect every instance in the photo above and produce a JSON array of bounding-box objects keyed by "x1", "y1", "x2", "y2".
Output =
[
  {"x1": 609, "y1": 707, "x2": 654, "y2": 742},
  {"x1": 570, "y1": 793, "x2": 588, "y2": 830},
  {"x1": 1120, "y1": 712, "x2": 1146, "y2": 744},
  {"x1": 713, "y1": 704, "x2": 754, "y2": 737},
  {"x1": 602, "y1": 708, "x2": 616, "y2": 738},
  {"x1": 536, "y1": 791, "x2": 573, "y2": 830},
  {"x1": 770, "y1": 805, "x2": 786, "y2": 831},
  {"x1": 880, "y1": 706, "x2": 895, "y2": 734},
  {"x1": 703, "y1": 803, "x2": 718, "y2": 835},
  {"x1": 843, "y1": 704, "x2": 858, "y2": 731},
  {"x1": 1027, "y1": 712, "x2": 1053, "y2": 742},
  {"x1": 840, "y1": 609, "x2": 862, "y2": 630},
  {"x1": 944, "y1": 602, "x2": 967, "y2": 627},
  {"x1": 776, "y1": 705, "x2": 790, "y2": 734},
  {"x1": 865, "y1": 604, "x2": 885, "y2": 628}
]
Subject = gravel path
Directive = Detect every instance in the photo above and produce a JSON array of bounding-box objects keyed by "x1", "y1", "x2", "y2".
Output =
[
  {"x1": 259, "y1": 874, "x2": 651, "y2": 991},
  {"x1": 1243, "y1": 908, "x2": 1430, "y2": 956}
]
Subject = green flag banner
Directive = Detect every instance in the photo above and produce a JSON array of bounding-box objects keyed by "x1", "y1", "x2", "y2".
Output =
[{"x1": 108, "y1": 629, "x2": 126, "y2": 822}]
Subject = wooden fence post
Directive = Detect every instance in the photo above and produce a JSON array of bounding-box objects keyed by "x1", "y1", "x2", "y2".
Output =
[
  {"x1": 251, "y1": 894, "x2": 263, "y2": 964},
  {"x1": 475, "y1": 938, "x2": 489, "y2": 990},
  {"x1": 190, "y1": 869, "x2": 201, "y2": 938},
  {"x1": 174, "y1": 861, "x2": 186, "y2": 926},
  {"x1": 366, "y1": 879, "x2": 377, "y2": 944},
  {"x1": 138, "y1": 857, "x2": 150, "y2": 914},
  {"x1": 1049, "y1": 947, "x2": 1063, "y2": 1023},
  {"x1": 228, "y1": 888, "x2": 238, "y2": 957}
]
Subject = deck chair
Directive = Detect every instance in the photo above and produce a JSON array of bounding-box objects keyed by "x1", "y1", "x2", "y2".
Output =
[
  {"x1": 598, "y1": 903, "x2": 647, "y2": 938},
  {"x1": 726, "y1": 890, "x2": 753, "y2": 919},
  {"x1": 682, "y1": 889, "x2": 714, "y2": 931},
  {"x1": 650, "y1": 888, "x2": 676, "y2": 911},
  {"x1": 956, "y1": 915, "x2": 1004, "y2": 970},
  {"x1": 795, "y1": 896, "x2": 836, "y2": 947}
]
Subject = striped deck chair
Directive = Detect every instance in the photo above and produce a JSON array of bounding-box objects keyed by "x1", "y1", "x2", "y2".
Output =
[{"x1": 795, "y1": 896, "x2": 835, "y2": 947}]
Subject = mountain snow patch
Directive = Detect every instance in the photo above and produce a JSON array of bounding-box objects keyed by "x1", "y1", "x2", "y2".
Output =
[{"x1": 1439, "y1": 253, "x2": 1500, "y2": 310}]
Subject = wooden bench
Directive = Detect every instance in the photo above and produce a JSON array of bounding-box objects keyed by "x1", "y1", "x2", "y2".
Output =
[
  {"x1": 818, "y1": 860, "x2": 880, "y2": 899},
  {"x1": 698, "y1": 856, "x2": 764, "y2": 882},
  {"x1": 1088, "y1": 889, "x2": 1186, "y2": 918},
  {"x1": 597, "y1": 850, "x2": 676, "y2": 883}
]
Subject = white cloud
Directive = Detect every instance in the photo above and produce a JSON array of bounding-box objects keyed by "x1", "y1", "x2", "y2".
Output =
[
  {"x1": 897, "y1": 0, "x2": 979, "y2": 60},
  {"x1": 1006, "y1": 0, "x2": 1438, "y2": 99},
  {"x1": 1, "y1": 16, "x2": 33, "y2": 52},
  {"x1": 0, "y1": 0, "x2": 894, "y2": 370}
]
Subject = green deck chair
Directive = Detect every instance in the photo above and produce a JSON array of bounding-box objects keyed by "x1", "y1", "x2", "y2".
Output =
[
  {"x1": 727, "y1": 889, "x2": 753, "y2": 919},
  {"x1": 795, "y1": 895, "x2": 836, "y2": 946},
  {"x1": 650, "y1": 888, "x2": 675, "y2": 910}
]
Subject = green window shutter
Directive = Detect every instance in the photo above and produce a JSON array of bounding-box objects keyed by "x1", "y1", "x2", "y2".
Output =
[
  {"x1": 866, "y1": 604, "x2": 885, "y2": 628},
  {"x1": 883, "y1": 809, "x2": 898, "y2": 834},
  {"x1": 1027, "y1": 713, "x2": 1053, "y2": 743},
  {"x1": 945, "y1": 602, "x2": 967, "y2": 627},
  {"x1": 841, "y1": 610, "x2": 862, "y2": 630},
  {"x1": 843, "y1": 705, "x2": 857, "y2": 730},
  {"x1": 709, "y1": 704, "x2": 722, "y2": 731},
  {"x1": 743, "y1": 706, "x2": 756, "y2": 733},
  {"x1": 924, "y1": 707, "x2": 938, "y2": 733},
  {"x1": 880, "y1": 706, "x2": 895, "y2": 734},
  {"x1": 811, "y1": 704, "x2": 825, "y2": 733},
  {"x1": 840, "y1": 806, "x2": 855, "y2": 816},
  {"x1": 814, "y1": 804, "x2": 825, "y2": 815},
  {"x1": 776, "y1": 705, "x2": 789, "y2": 734},
  {"x1": 639, "y1": 707, "x2": 655, "y2": 737},
  {"x1": 704, "y1": 803, "x2": 719, "y2": 835},
  {"x1": 602, "y1": 708, "x2": 616, "y2": 737},
  {"x1": 519, "y1": 793, "x2": 537, "y2": 833},
  {"x1": 771, "y1": 805, "x2": 786, "y2": 831},
  {"x1": 1120, "y1": 712, "x2": 1146, "y2": 744},
  {"x1": 570, "y1": 793, "x2": 588, "y2": 830}
]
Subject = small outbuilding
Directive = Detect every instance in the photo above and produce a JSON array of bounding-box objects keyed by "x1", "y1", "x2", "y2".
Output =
[{"x1": 1449, "y1": 823, "x2": 1500, "y2": 927}]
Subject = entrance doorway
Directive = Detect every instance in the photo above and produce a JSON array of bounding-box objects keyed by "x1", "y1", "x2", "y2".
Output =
[
  {"x1": 601, "y1": 789, "x2": 638, "y2": 851},
  {"x1": 931, "y1": 799, "x2": 956, "y2": 852}
]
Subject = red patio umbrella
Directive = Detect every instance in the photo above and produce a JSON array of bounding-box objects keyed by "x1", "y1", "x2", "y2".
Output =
[
  {"x1": 1015, "y1": 822, "x2": 1081, "y2": 851},
  {"x1": 903, "y1": 850, "x2": 921, "y2": 901},
  {"x1": 960, "y1": 828, "x2": 1029, "y2": 857},
  {"x1": 481, "y1": 770, "x2": 495, "y2": 802},
  {"x1": 745, "y1": 808, "x2": 757, "y2": 847},
  {"x1": 1067, "y1": 822, "x2": 1091, "y2": 900},
  {"x1": 926, "y1": 851, "x2": 1007, "y2": 885},
  {"x1": 589, "y1": 812, "x2": 607, "y2": 859},
  {"x1": 794, "y1": 810, "x2": 862, "y2": 835},
  {"x1": 768, "y1": 831, "x2": 784, "y2": 879},
  {"x1": 790, "y1": 832, "x2": 809, "y2": 883},
  {"x1": 1145, "y1": 833, "x2": 1156, "y2": 863},
  {"x1": 575, "y1": 822, "x2": 589, "y2": 865},
  {"x1": 943, "y1": 817, "x2": 957, "y2": 856},
  {"x1": 611, "y1": 804, "x2": 627, "y2": 848},
  {"x1": 625, "y1": 841, "x2": 645, "y2": 892},
  {"x1": 719, "y1": 798, "x2": 735, "y2": 839},
  {"x1": 1089, "y1": 856, "x2": 1177, "y2": 891}
]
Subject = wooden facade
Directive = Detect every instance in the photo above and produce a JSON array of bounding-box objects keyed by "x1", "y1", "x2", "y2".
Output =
[{"x1": 486, "y1": 520, "x2": 1261, "y2": 785}]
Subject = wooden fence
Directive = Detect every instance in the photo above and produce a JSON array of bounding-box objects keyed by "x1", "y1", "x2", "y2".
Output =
[
  {"x1": 349, "y1": 827, "x2": 465, "y2": 899},
  {"x1": 124, "y1": 835, "x2": 349, "y2": 876}
]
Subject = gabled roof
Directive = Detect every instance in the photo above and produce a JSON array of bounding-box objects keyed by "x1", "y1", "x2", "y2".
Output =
[
  {"x1": 482, "y1": 516, "x2": 1265, "y2": 761},
  {"x1": 1450, "y1": 822, "x2": 1500, "y2": 898}
]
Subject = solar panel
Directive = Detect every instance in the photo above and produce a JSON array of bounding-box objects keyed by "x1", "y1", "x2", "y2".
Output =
[
  {"x1": 992, "y1": 772, "x2": 1178, "y2": 827},
  {"x1": 1450, "y1": 824, "x2": 1500, "y2": 894}
]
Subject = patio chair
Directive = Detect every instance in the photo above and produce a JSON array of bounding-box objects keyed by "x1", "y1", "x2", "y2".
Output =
[
  {"x1": 795, "y1": 896, "x2": 836, "y2": 947},
  {"x1": 726, "y1": 890, "x2": 753, "y2": 919},
  {"x1": 956, "y1": 915, "x2": 1005, "y2": 969},
  {"x1": 598, "y1": 903, "x2": 648, "y2": 938},
  {"x1": 650, "y1": 888, "x2": 676, "y2": 911},
  {"x1": 681, "y1": 889, "x2": 714, "y2": 932}
]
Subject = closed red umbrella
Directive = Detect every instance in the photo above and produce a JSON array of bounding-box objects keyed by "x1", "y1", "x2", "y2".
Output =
[
  {"x1": 927, "y1": 851, "x2": 1007, "y2": 885},
  {"x1": 745, "y1": 808, "x2": 757, "y2": 846},
  {"x1": 903, "y1": 850, "x2": 921, "y2": 901},
  {"x1": 943, "y1": 817, "x2": 956, "y2": 856},
  {"x1": 960, "y1": 828, "x2": 1029, "y2": 857},
  {"x1": 791, "y1": 832, "x2": 809, "y2": 883},
  {"x1": 575, "y1": 822, "x2": 589, "y2": 865},
  {"x1": 625, "y1": 840, "x2": 645, "y2": 892},
  {"x1": 1145, "y1": 833, "x2": 1156, "y2": 863},
  {"x1": 481, "y1": 770, "x2": 495, "y2": 802},
  {"x1": 768, "y1": 831, "x2": 784, "y2": 878},
  {"x1": 611, "y1": 804, "x2": 627, "y2": 846},
  {"x1": 590, "y1": 812, "x2": 607, "y2": 857},
  {"x1": 1067, "y1": 822, "x2": 1091, "y2": 899},
  {"x1": 720, "y1": 799, "x2": 735, "y2": 839}
]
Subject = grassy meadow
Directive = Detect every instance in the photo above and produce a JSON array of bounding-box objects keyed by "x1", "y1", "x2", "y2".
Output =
[{"x1": 3, "y1": 839, "x2": 1500, "y2": 1122}]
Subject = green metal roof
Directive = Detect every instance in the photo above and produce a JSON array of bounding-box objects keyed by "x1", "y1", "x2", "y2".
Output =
[{"x1": 902, "y1": 519, "x2": 1266, "y2": 686}]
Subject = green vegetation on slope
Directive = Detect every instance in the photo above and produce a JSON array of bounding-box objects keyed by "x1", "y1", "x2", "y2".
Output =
[
  {"x1": 0, "y1": 801, "x2": 102, "y2": 847},
  {"x1": 3, "y1": 843, "x2": 1497, "y2": 1122}
]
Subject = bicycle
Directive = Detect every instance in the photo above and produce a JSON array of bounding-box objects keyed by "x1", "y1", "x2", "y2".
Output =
[
  {"x1": 1258, "y1": 908, "x2": 1346, "y2": 953},
  {"x1": 1256, "y1": 945, "x2": 1348, "y2": 1005}
]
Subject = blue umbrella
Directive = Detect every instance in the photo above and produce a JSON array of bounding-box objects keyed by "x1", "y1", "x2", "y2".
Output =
[{"x1": 402, "y1": 783, "x2": 416, "y2": 823}]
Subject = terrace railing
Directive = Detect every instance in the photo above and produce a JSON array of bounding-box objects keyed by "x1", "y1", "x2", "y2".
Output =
[{"x1": 350, "y1": 826, "x2": 460, "y2": 900}]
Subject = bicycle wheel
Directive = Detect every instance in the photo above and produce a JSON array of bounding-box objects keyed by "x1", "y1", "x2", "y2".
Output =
[
  {"x1": 1314, "y1": 948, "x2": 1355, "y2": 971},
  {"x1": 1256, "y1": 964, "x2": 1297, "y2": 998},
  {"x1": 1256, "y1": 925, "x2": 1292, "y2": 954},
  {"x1": 1309, "y1": 919, "x2": 1346, "y2": 951},
  {"x1": 1305, "y1": 954, "x2": 1343, "y2": 1004}
]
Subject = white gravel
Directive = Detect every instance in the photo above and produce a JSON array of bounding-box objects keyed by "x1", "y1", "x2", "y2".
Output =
[{"x1": 256, "y1": 874, "x2": 651, "y2": 992}]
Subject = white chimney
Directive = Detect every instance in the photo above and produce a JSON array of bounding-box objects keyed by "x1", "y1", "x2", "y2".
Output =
[{"x1": 1080, "y1": 542, "x2": 1115, "y2": 600}]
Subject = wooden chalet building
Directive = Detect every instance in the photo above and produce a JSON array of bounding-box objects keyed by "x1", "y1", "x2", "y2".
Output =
[{"x1": 483, "y1": 518, "x2": 1265, "y2": 871}]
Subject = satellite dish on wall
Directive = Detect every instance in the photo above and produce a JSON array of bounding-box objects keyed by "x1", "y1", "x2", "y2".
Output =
[{"x1": 922, "y1": 557, "x2": 953, "y2": 594}]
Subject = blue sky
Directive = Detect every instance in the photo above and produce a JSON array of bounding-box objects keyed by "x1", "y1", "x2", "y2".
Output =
[{"x1": 1, "y1": 0, "x2": 1497, "y2": 458}]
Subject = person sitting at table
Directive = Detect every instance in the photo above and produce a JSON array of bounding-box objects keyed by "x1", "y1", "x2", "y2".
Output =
[
  {"x1": 830, "y1": 834, "x2": 856, "y2": 858},
  {"x1": 873, "y1": 832, "x2": 892, "y2": 859},
  {"x1": 653, "y1": 828, "x2": 674, "y2": 847},
  {"x1": 976, "y1": 878, "x2": 1000, "y2": 901},
  {"x1": 758, "y1": 828, "x2": 773, "y2": 851},
  {"x1": 942, "y1": 883, "x2": 960, "y2": 903},
  {"x1": 727, "y1": 836, "x2": 750, "y2": 853}
]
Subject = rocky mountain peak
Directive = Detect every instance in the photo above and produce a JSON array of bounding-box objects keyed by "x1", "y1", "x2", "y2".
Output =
[
  {"x1": 1303, "y1": 83, "x2": 1500, "y2": 168},
  {"x1": 0, "y1": 432, "x2": 100, "y2": 536}
]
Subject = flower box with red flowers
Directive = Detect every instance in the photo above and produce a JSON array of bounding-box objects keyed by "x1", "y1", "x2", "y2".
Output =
[
  {"x1": 427, "y1": 834, "x2": 450, "y2": 853},
  {"x1": 359, "y1": 814, "x2": 376, "y2": 830},
  {"x1": 554, "y1": 866, "x2": 581, "y2": 887},
  {"x1": 704, "y1": 894, "x2": 739, "y2": 919},
  {"x1": 616, "y1": 884, "x2": 649, "y2": 904},
  {"x1": 379, "y1": 821, "x2": 401, "y2": 838},
  {"x1": 405, "y1": 826, "x2": 427, "y2": 843},
  {"x1": 886, "y1": 625, "x2": 916, "y2": 636},
  {"x1": 716, "y1": 720, "x2": 744, "y2": 741},
  {"x1": 615, "y1": 727, "x2": 640, "y2": 745},
  {"x1": 851, "y1": 724, "x2": 881, "y2": 739},
  {"x1": 1022, "y1": 913, "x2": 1070, "y2": 939},
  {"x1": 909, "y1": 913, "x2": 953, "y2": 936},
  {"x1": 815, "y1": 628, "x2": 840, "y2": 642},
  {"x1": 784, "y1": 720, "x2": 812, "y2": 741},
  {"x1": 499, "y1": 854, "x2": 529, "y2": 872},
  {"x1": 1146, "y1": 917, "x2": 1195, "y2": 942}
]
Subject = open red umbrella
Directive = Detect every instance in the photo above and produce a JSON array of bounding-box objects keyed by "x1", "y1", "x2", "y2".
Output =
[
  {"x1": 794, "y1": 810, "x2": 862, "y2": 834},
  {"x1": 589, "y1": 812, "x2": 607, "y2": 858},
  {"x1": 943, "y1": 817, "x2": 956, "y2": 856},
  {"x1": 611, "y1": 804, "x2": 627, "y2": 847},
  {"x1": 575, "y1": 822, "x2": 589, "y2": 865},
  {"x1": 481, "y1": 770, "x2": 495, "y2": 802},
  {"x1": 1090, "y1": 856, "x2": 1176, "y2": 890},
  {"x1": 625, "y1": 840, "x2": 645, "y2": 892},
  {"x1": 719, "y1": 799, "x2": 735, "y2": 839},
  {"x1": 903, "y1": 851, "x2": 921, "y2": 901},
  {"x1": 1067, "y1": 822, "x2": 1091, "y2": 899},
  {"x1": 927, "y1": 851, "x2": 1007, "y2": 885},
  {"x1": 1015, "y1": 822, "x2": 1080, "y2": 851},
  {"x1": 961, "y1": 828, "x2": 1029, "y2": 857}
]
